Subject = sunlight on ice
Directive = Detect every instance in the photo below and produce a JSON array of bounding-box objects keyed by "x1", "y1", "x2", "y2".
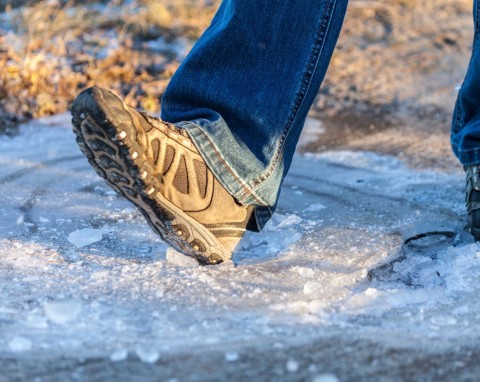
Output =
[{"x1": 68, "y1": 228, "x2": 106, "y2": 248}]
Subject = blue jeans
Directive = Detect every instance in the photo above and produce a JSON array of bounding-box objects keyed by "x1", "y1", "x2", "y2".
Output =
[
  {"x1": 161, "y1": 0, "x2": 348, "y2": 230},
  {"x1": 452, "y1": 0, "x2": 480, "y2": 165},
  {"x1": 161, "y1": 0, "x2": 478, "y2": 230}
]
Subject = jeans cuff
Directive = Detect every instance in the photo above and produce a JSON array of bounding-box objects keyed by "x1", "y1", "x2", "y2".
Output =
[
  {"x1": 177, "y1": 120, "x2": 273, "y2": 231},
  {"x1": 452, "y1": 144, "x2": 480, "y2": 166}
]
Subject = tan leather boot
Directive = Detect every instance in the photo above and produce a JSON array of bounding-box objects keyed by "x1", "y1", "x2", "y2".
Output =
[{"x1": 71, "y1": 87, "x2": 253, "y2": 265}]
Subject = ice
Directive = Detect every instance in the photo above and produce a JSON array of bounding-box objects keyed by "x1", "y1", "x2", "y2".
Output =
[
  {"x1": 305, "y1": 203, "x2": 327, "y2": 212},
  {"x1": 312, "y1": 374, "x2": 340, "y2": 382},
  {"x1": 269, "y1": 214, "x2": 303, "y2": 230},
  {"x1": 286, "y1": 358, "x2": 299, "y2": 372},
  {"x1": 294, "y1": 266, "x2": 315, "y2": 277},
  {"x1": 8, "y1": 337, "x2": 33, "y2": 352},
  {"x1": 110, "y1": 348, "x2": 128, "y2": 362},
  {"x1": 303, "y1": 281, "x2": 323, "y2": 295},
  {"x1": 225, "y1": 352, "x2": 239, "y2": 362},
  {"x1": 135, "y1": 344, "x2": 160, "y2": 364},
  {"x1": 452, "y1": 305, "x2": 470, "y2": 316},
  {"x1": 391, "y1": 256, "x2": 443, "y2": 287},
  {"x1": 25, "y1": 315, "x2": 49, "y2": 329},
  {"x1": 44, "y1": 300, "x2": 82, "y2": 324},
  {"x1": 63, "y1": 249, "x2": 80, "y2": 262},
  {"x1": 306, "y1": 150, "x2": 404, "y2": 172},
  {"x1": 0, "y1": 306, "x2": 16, "y2": 314},
  {"x1": 166, "y1": 248, "x2": 199, "y2": 267},
  {"x1": 1, "y1": 115, "x2": 479, "y2": 378},
  {"x1": 430, "y1": 315, "x2": 457, "y2": 326},
  {"x1": 236, "y1": 212, "x2": 303, "y2": 263},
  {"x1": 16, "y1": 214, "x2": 24, "y2": 225},
  {"x1": 68, "y1": 228, "x2": 106, "y2": 248}
]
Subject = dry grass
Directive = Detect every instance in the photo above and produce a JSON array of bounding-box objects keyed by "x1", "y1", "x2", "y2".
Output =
[
  {"x1": 0, "y1": 0, "x2": 219, "y2": 132},
  {"x1": 0, "y1": 0, "x2": 474, "y2": 134}
]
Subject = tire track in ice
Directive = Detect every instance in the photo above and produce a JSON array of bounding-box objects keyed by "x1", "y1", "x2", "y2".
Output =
[{"x1": 0, "y1": 155, "x2": 84, "y2": 186}]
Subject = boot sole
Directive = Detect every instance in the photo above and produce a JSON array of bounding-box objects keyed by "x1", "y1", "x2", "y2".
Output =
[{"x1": 71, "y1": 88, "x2": 230, "y2": 265}]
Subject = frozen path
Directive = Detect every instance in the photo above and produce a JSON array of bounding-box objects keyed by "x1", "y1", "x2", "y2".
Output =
[{"x1": 1, "y1": 115, "x2": 479, "y2": 381}]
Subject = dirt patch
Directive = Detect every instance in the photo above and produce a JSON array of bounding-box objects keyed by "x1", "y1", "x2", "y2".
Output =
[
  {"x1": 317, "y1": 0, "x2": 473, "y2": 117},
  {"x1": 0, "y1": 0, "x2": 218, "y2": 132},
  {"x1": 306, "y1": 0, "x2": 473, "y2": 169},
  {"x1": 303, "y1": 106, "x2": 458, "y2": 171}
]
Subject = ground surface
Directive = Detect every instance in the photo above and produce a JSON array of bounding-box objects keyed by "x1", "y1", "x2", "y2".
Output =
[
  {"x1": 1, "y1": 115, "x2": 479, "y2": 381},
  {"x1": 2, "y1": 1, "x2": 480, "y2": 380}
]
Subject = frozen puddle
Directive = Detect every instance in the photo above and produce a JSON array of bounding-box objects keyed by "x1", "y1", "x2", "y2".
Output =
[{"x1": 0, "y1": 115, "x2": 478, "y2": 378}]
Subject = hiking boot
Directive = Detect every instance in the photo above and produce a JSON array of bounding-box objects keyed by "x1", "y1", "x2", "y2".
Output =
[
  {"x1": 71, "y1": 87, "x2": 253, "y2": 265},
  {"x1": 465, "y1": 164, "x2": 480, "y2": 240}
]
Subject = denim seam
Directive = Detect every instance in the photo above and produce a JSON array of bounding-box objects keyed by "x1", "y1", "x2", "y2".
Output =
[
  {"x1": 180, "y1": 121, "x2": 266, "y2": 205},
  {"x1": 244, "y1": 0, "x2": 338, "y2": 195},
  {"x1": 453, "y1": 96, "x2": 464, "y2": 134},
  {"x1": 451, "y1": 149, "x2": 480, "y2": 165},
  {"x1": 475, "y1": 0, "x2": 480, "y2": 34}
]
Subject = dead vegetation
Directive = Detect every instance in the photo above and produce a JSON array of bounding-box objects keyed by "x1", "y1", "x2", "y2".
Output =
[
  {"x1": 0, "y1": 0, "x2": 220, "y2": 133},
  {"x1": 0, "y1": 0, "x2": 475, "y2": 136}
]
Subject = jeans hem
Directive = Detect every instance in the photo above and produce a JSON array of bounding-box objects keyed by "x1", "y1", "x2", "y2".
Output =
[
  {"x1": 178, "y1": 121, "x2": 274, "y2": 231},
  {"x1": 451, "y1": 143, "x2": 480, "y2": 165}
]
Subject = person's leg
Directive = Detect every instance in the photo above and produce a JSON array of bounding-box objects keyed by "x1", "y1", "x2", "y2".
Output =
[
  {"x1": 452, "y1": 0, "x2": 480, "y2": 163},
  {"x1": 452, "y1": 0, "x2": 480, "y2": 238},
  {"x1": 162, "y1": 0, "x2": 349, "y2": 230},
  {"x1": 71, "y1": 0, "x2": 349, "y2": 264}
]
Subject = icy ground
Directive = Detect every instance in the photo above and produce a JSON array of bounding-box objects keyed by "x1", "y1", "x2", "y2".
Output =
[{"x1": 1, "y1": 115, "x2": 479, "y2": 381}]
